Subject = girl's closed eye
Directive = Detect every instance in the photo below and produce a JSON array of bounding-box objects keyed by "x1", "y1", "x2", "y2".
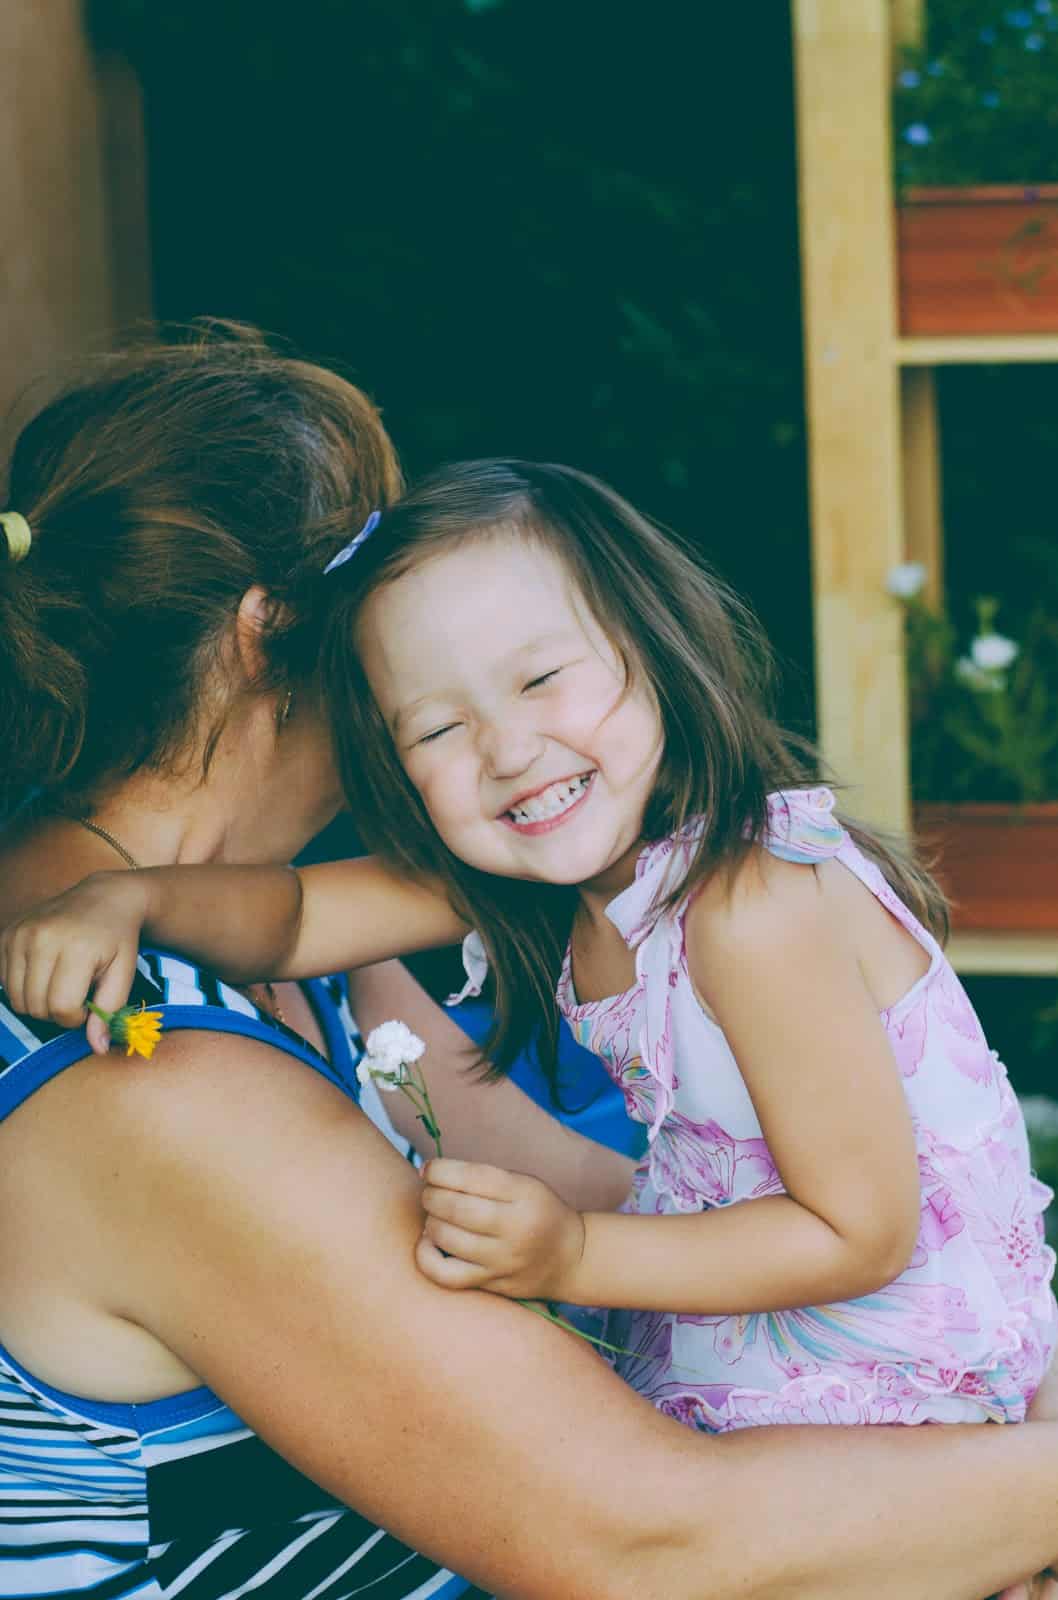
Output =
[
  {"x1": 417, "y1": 722, "x2": 461, "y2": 746},
  {"x1": 523, "y1": 668, "x2": 562, "y2": 692}
]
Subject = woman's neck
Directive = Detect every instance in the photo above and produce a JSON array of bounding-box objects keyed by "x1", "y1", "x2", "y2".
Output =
[{"x1": 0, "y1": 769, "x2": 335, "y2": 929}]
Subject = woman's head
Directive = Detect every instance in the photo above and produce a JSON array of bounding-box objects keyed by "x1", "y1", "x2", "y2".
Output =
[{"x1": 0, "y1": 322, "x2": 402, "y2": 820}]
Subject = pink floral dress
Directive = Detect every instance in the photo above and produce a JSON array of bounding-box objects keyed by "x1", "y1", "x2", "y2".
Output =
[{"x1": 552, "y1": 788, "x2": 1058, "y2": 1432}]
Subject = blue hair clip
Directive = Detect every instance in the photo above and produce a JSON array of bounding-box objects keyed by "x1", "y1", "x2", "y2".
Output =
[{"x1": 323, "y1": 509, "x2": 382, "y2": 575}]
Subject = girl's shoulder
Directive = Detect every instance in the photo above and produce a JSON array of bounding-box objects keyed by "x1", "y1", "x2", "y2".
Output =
[
  {"x1": 606, "y1": 787, "x2": 846, "y2": 953},
  {"x1": 684, "y1": 837, "x2": 832, "y2": 965}
]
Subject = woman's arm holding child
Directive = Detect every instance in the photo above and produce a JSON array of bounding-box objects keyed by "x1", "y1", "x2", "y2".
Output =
[{"x1": 419, "y1": 851, "x2": 923, "y2": 1312}]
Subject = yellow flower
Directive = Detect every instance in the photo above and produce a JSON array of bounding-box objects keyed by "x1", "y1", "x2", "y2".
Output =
[
  {"x1": 116, "y1": 1003, "x2": 164, "y2": 1059},
  {"x1": 87, "y1": 1000, "x2": 165, "y2": 1060}
]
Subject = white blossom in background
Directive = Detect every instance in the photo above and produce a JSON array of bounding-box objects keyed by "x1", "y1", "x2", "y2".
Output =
[
  {"x1": 886, "y1": 562, "x2": 927, "y2": 599},
  {"x1": 955, "y1": 656, "x2": 1006, "y2": 694},
  {"x1": 970, "y1": 632, "x2": 1019, "y2": 672}
]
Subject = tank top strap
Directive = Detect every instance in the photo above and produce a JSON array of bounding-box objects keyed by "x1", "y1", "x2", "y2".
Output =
[
  {"x1": 763, "y1": 786, "x2": 846, "y2": 864},
  {"x1": 0, "y1": 948, "x2": 361, "y2": 1125}
]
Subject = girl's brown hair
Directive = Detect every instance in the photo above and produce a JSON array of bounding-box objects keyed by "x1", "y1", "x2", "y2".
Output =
[
  {"x1": 322, "y1": 458, "x2": 947, "y2": 1085},
  {"x1": 0, "y1": 321, "x2": 401, "y2": 818}
]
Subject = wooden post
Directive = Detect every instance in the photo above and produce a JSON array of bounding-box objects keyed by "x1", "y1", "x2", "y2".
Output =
[
  {"x1": 892, "y1": 0, "x2": 945, "y2": 608},
  {"x1": 0, "y1": 1, "x2": 151, "y2": 444},
  {"x1": 793, "y1": 0, "x2": 910, "y2": 828},
  {"x1": 901, "y1": 367, "x2": 944, "y2": 608}
]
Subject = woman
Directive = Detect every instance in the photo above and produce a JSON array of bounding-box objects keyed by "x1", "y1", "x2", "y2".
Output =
[{"x1": 0, "y1": 323, "x2": 1056, "y2": 1600}]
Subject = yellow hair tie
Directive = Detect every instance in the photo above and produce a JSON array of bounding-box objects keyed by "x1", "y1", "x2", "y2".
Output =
[{"x1": 0, "y1": 511, "x2": 32, "y2": 563}]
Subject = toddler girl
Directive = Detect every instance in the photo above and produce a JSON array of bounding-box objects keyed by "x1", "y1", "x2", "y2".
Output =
[{"x1": 5, "y1": 458, "x2": 1055, "y2": 1434}]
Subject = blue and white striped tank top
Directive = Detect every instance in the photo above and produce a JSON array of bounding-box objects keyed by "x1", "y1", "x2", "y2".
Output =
[{"x1": 0, "y1": 951, "x2": 487, "y2": 1600}]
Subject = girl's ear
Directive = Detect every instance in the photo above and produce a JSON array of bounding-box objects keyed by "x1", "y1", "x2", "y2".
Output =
[{"x1": 234, "y1": 584, "x2": 288, "y2": 682}]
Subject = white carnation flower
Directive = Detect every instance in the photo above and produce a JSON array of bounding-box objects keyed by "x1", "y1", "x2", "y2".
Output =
[
  {"x1": 361, "y1": 1021, "x2": 426, "y2": 1090},
  {"x1": 886, "y1": 562, "x2": 927, "y2": 599},
  {"x1": 970, "y1": 631, "x2": 1019, "y2": 672},
  {"x1": 955, "y1": 656, "x2": 1006, "y2": 693},
  {"x1": 365, "y1": 1020, "x2": 426, "y2": 1069},
  {"x1": 368, "y1": 1065, "x2": 404, "y2": 1093}
]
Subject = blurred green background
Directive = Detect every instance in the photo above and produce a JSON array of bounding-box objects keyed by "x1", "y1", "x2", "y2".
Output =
[{"x1": 89, "y1": 0, "x2": 1058, "y2": 1092}]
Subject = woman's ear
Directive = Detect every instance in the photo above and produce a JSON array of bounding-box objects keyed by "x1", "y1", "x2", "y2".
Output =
[{"x1": 234, "y1": 584, "x2": 286, "y2": 681}]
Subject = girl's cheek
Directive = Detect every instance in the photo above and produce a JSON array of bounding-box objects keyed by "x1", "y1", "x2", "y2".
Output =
[{"x1": 408, "y1": 757, "x2": 462, "y2": 829}]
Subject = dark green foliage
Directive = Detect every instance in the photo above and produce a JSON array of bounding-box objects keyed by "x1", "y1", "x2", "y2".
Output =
[
  {"x1": 904, "y1": 596, "x2": 1058, "y2": 803},
  {"x1": 88, "y1": 0, "x2": 815, "y2": 727},
  {"x1": 894, "y1": 0, "x2": 1058, "y2": 187}
]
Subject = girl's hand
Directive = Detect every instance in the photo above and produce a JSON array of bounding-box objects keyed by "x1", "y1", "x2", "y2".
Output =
[
  {"x1": 0, "y1": 871, "x2": 147, "y2": 1052},
  {"x1": 417, "y1": 1158, "x2": 586, "y2": 1300}
]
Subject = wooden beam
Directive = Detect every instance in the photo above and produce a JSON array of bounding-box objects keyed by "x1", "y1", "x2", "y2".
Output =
[
  {"x1": 890, "y1": 0, "x2": 925, "y2": 52},
  {"x1": 0, "y1": 1, "x2": 151, "y2": 442},
  {"x1": 897, "y1": 334, "x2": 1058, "y2": 364},
  {"x1": 901, "y1": 367, "x2": 944, "y2": 608},
  {"x1": 947, "y1": 932, "x2": 1058, "y2": 976},
  {"x1": 793, "y1": 0, "x2": 910, "y2": 828}
]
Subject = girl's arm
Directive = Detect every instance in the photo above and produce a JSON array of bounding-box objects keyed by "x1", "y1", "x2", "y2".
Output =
[
  {"x1": 0, "y1": 858, "x2": 468, "y2": 1031},
  {"x1": 418, "y1": 851, "x2": 922, "y2": 1312},
  {"x1": 68, "y1": 1027, "x2": 1058, "y2": 1600}
]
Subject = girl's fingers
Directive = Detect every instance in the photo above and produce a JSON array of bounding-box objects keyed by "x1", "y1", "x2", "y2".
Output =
[
  {"x1": 0, "y1": 936, "x2": 27, "y2": 1014},
  {"x1": 89, "y1": 948, "x2": 140, "y2": 1022},
  {"x1": 45, "y1": 949, "x2": 98, "y2": 1032},
  {"x1": 421, "y1": 1158, "x2": 515, "y2": 1201},
  {"x1": 422, "y1": 1215, "x2": 500, "y2": 1265},
  {"x1": 415, "y1": 1233, "x2": 491, "y2": 1289},
  {"x1": 85, "y1": 1011, "x2": 112, "y2": 1055},
  {"x1": 22, "y1": 938, "x2": 63, "y2": 1022},
  {"x1": 421, "y1": 1183, "x2": 503, "y2": 1235}
]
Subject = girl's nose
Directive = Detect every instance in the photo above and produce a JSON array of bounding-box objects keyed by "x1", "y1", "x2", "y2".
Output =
[{"x1": 478, "y1": 715, "x2": 542, "y2": 780}]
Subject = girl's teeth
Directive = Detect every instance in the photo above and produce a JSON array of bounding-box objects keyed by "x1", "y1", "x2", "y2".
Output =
[{"x1": 509, "y1": 775, "x2": 590, "y2": 824}]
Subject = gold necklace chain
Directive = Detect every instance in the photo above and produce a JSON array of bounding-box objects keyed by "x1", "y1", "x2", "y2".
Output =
[
  {"x1": 76, "y1": 817, "x2": 140, "y2": 871},
  {"x1": 73, "y1": 817, "x2": 287, "y2": 1027}
]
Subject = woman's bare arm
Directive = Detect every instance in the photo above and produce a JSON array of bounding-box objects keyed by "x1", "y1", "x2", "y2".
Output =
[
  {"x1": 67, "y1": 1029, "x2": 1058, "y2": 1600},
  {"x1": 350, "y1": 958, "x2": 635, "y2": 1211}
]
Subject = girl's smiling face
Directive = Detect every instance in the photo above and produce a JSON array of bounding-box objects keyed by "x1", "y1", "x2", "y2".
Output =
[{"x1": 357, "y1": 532, "x2": 664, "y2": 896}]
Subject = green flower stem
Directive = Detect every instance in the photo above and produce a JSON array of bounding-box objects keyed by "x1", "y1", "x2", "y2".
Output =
[
  {"x1": 519, "y1": 1298, "x2": 643, "y2": 1360},
  {"x1": 396, "y1": 1073, "x2": 445, "y2": 1158}
]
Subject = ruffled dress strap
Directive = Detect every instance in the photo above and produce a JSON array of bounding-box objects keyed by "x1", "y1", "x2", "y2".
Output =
[
  {"x1": 602, "y1": 791, "x2": 845, "y2": 1150},
  {"x1": 445, "y1": 790, "x2": 846, "y2": 1146},
  {"x1": 763, "y1": 785, "x2": 846, "y2": 864},
  {"x1": 446, "y1": 929, "x2": 489, "y2": 1007}
]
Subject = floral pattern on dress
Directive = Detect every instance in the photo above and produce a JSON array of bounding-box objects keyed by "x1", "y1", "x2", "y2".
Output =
[{"x1": 557, "y1": 787, "x2": 1058, "y2": 1431}]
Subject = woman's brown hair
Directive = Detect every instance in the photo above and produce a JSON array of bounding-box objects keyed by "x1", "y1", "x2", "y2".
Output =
[
  {"x1": 321, "y1": 458, "x2": 948, "y2": 1086},
  {"x1": 0, "y1": 321, "x2": 401, "y2": 818}
]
